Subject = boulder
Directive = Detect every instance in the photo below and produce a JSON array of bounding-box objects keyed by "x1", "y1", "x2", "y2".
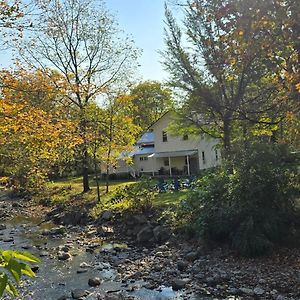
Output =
[
  {"x1": 101, "y1": 210, "x2": 113, "y2": 221},
  {"x1": 132, "y1": 214, "x2": 148, "y2": 224},
  {"x1": 88, "y1": 277, "x2": 102, "y2": 287},
  {"x1": 58, "y1": 252, "x2": 71, "y2": 261},
  {"x1": 136, "y1": 225, "x2": 154, "y2": 243},
  {"x1": 71, "y1": 289, "x2": 89, "y2": 299},
  {"x1": 171, "y1": 278, "x2": 188, "y2": 290},
  {"x1": 177, "y1": 260, "x2": 188, "y2": 271},
  {"x1": 153, "y1": 225, "x2": 170, "y2": 243}
]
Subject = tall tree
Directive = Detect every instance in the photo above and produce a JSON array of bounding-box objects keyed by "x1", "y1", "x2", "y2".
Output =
[
  {"x1": 20, "y1": 0, "x2": 139, "y2": 192},
  {"x1": 86, "y1": 93, "x2": 139, "y2": 195},
  {"x1": 0, "y1": 68, "x2": 80, "y2": 193},
  {"x1": 129, "y1": 81, "x2": 174, "y2": 131},
  {"x1": 163, "y1": 0, "x2": 299, "y2": 158}
]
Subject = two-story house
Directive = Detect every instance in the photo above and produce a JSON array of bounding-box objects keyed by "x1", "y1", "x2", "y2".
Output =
[{"x1": 114, "y1": 111, "x2": 221, "y2": 177}]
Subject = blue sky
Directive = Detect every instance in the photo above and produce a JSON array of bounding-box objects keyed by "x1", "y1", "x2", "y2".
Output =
[
  {"x1": 106, "y1": 0, "x2": 168, "y2": 82},
  {"x1": 0, "y1": 0, "x2": 169, "y2": 82}
]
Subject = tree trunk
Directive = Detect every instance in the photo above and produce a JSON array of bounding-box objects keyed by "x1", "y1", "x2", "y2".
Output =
[
  {"x1": 93, "y1": 152, "x2": 101, "y2": 203},
  {"x1": 82, "y1": 147, "x2": 90, "y2": 193},
  {"x1": 80, "y1": 114, "x2": 90, "y2": 193},
  {"x1": 223, "y1": 117, "x2": 232, "y2": 160},
  {"x1": 105, "y1": 163, "x2": 109, "y2": 194}
]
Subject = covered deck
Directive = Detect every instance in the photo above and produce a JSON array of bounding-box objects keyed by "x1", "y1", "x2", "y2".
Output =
[{"x1": 148, "y1": 150, "x2": 199, "y2": 176}]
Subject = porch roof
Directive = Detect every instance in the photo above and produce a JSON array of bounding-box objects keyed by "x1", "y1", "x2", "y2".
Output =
[{"x1": 148, "y1": 150, "x2": 198, "y2": 158}]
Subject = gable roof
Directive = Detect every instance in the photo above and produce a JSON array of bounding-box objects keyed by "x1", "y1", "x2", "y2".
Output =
[{"x1": 136, "y1": 132, "x2": 155, "y2": 145}]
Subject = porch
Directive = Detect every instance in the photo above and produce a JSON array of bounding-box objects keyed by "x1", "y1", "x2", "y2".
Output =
[{"x1": 148, "y1": 150, "x2": 199, "y2": 176}]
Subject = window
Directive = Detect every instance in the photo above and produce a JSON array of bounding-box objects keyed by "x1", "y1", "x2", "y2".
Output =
[
  {"x1": 183, "y1": 134, "x2": 188, "y2": 140},
  {"x1": 162, "y1": 131, "x2": 168, "y2": 142},
  {"x1": 202, "y1": 151, "x2": 206, "y2": 164},
  {"x1": 215, "y1": 149, "x2": 219, "y2": 161},
  {"x1": 139, "y1": 156, "x2": 148, "y2": 161},
  {"x1": 164, "y1": 158, "x2": 169, "y2": 166}
]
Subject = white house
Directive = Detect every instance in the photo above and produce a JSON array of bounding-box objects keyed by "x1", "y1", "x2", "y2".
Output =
[{"x1": 114, "y1": 111, "x2": 221, "y2": 177}]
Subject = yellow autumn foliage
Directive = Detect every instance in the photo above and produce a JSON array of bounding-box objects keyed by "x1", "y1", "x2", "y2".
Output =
[{"x1": 0, "y1": 68, "x2": 82, "y2": 192}]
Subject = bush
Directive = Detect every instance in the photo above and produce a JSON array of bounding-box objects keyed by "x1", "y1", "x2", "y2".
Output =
[
  {"x1": 108, "y1": 177, "x2": 156, "y2": 212},
  {"x1": 180, "y1": 142, "x2": 300, "y2": 257}
]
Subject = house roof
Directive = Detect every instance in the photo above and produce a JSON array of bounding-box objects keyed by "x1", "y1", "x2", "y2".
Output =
[
  {"x1": 148, "y1": 149, "x2": 198, "y2": 158},
  {"x1": 147, "y1": 111, "x2": 173, "y2": 131},
  {"x1": 136, "y1": 132, "x2": 155, "y2": 145},
  {"x1": 130, "y1": 145, "x2": 155, "y2": 157}
]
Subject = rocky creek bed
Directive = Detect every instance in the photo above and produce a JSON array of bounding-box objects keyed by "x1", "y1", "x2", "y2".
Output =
[{"x1": 0, "y1": 191, "x2": 299, "y2": 300}]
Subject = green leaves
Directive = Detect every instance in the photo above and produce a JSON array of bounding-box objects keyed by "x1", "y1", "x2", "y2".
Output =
[{"x1": 0, "y1": 250, "x2": 40, "y2": 297}]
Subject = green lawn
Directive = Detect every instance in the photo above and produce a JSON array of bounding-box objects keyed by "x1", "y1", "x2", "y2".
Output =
[
  {"x1": 154, "y1": 190, "x2": 188, "y2": 206},
  {"x1": 47, "y1": 176, "x2": 187, "y2": 208}
]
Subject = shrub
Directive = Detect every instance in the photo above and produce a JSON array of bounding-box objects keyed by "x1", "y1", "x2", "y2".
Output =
[
  {"x1": 180, "y1": 142, "x2": 299, "y2": 257},
  {"x1": 108, "y1": 177, "x2": 156, "y2": 212}
]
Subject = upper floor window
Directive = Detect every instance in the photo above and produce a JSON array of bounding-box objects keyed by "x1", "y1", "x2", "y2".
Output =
[
  {"x1": 162, "y1": 131, "x2": 168, "y2": 142},
  {"x1": 202, "y1": 151, "x2": 206, "y2": 164},
  {"x1": 183, "y1": 134, "x2": 188, "y2": 141}
]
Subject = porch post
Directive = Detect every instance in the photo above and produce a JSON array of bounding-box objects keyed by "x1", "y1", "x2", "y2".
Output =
[
  {"x1": 187, "y1": 155, "x2": 190, "y2": 176},
  {"x1": 168, "y1": 156, "x2": 172, "y2": 176},
  {"x1": 152, "y1": 157, "x2": 155, "y2": 176}
]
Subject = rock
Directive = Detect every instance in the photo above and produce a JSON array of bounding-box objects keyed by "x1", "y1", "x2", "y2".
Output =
[
  {"x1": 104, "y1": 293, "x2": 125, "y2": 300},
  {"x1": 80, "y1": 262, "x2": 91, "y2": 268},
  {"x1": 153, "y1": 265, "x2": 162, "y2": 272},
  {"x1": 0, "y1": 224, "x2": 6, "y2": 230},
  {"x1": 58, "y1": 252, "x2": 71, "y2": 260},
  {"x1": 171, "y1": 278, "x2": 188, "y2": 290},
  {"x1": 57, "y1": 296, "x2": 68, "y2": 300},
  {"x1": 228, "y1": 287, "x2": 240, "y2": 295},
  {"x1": 132, "y1": 214, "x2": 148, "y2": 224},
  {"x1": 21, "y1": 244, "x2": 32, "y2": 250},
  {"x1": 77, "y1": 269, "x2": 88, "y2": 274},
  {"x1": 194, "y1": 272, "x2": 205, "y2": 280},
  {"x1": 177, "y1": 260, "x2": 188, "y2": 271},
  {"x1": 88, "y1": 277, "x2": 102, "y2": 287},
  {"x1": 31, "y1": 266, "x2": 39, "y2": 272},
  {"x1": 254, "y1": 287, "x2": 265, "y2": 296},
  {"x1": 101, "y1": 210, "x2": 113, "y2": 221},
  {"x1": 40, "y1": 251, "x2": 49, "y2": 257},
  {"x1": 186, "y1": 251, "x2": 198, "y2": 261},
  {"x1": 58, "y1": 245, "x2": 71, "y2": 252},
  {"x1": 136, "y1": 225, "x2": 154, "y2": 243},
  {"x1": 71, "y1": 289, "x2": 89, "y2": 299},
  {"x1": 276, "y1": 296, "x2": 287, "y2": 300},
  {"x1": 153, "y1": 225, "x2": 170, "y2": 242},
  {"x1": 239, "y1": 287, "x2": 254, "y2": 296},
  {"x1": 3, "y1": 237, "x2": 14, "y2": 242}
]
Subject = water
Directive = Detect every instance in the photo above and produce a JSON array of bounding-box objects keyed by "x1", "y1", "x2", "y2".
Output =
[{"x1": 0, "y1": 216, "x2": 208, "y2": 300}]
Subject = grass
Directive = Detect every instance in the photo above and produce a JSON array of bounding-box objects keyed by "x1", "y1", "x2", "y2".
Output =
[
  {"x1": 154, "y1": 190, "x2": 188, "y2": 206},
  {"x1": 46, "y1": 176, "x2": 136, "y2": 204},
  {"x1": 46, "y1": 175, "x2": 187, "y2": 209}
]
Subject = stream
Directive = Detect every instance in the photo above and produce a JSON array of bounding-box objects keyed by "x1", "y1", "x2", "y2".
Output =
[{"x1": 0, "y1": 216, "x2": 208, "y2": 300}]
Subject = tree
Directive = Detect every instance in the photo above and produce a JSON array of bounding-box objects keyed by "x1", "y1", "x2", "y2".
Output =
[
  {"x1": 20, "y1": 0, "x2": 139, "y2": 192},
  {"x1": 0, "y1": 0, "x2": 24, "y2": 48},
  {"x1": 86, "y1": 93, "x2": 139, "y2": 197},
  {"x1": 0, "y1": 68, "x2": 80, "y2": 193},
  {"x1": 162, "y1": 0, "x2": 299, "y2": 158},
  {"x1": 129, "y1": 81, "x2": 174, "y2": 131}
]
